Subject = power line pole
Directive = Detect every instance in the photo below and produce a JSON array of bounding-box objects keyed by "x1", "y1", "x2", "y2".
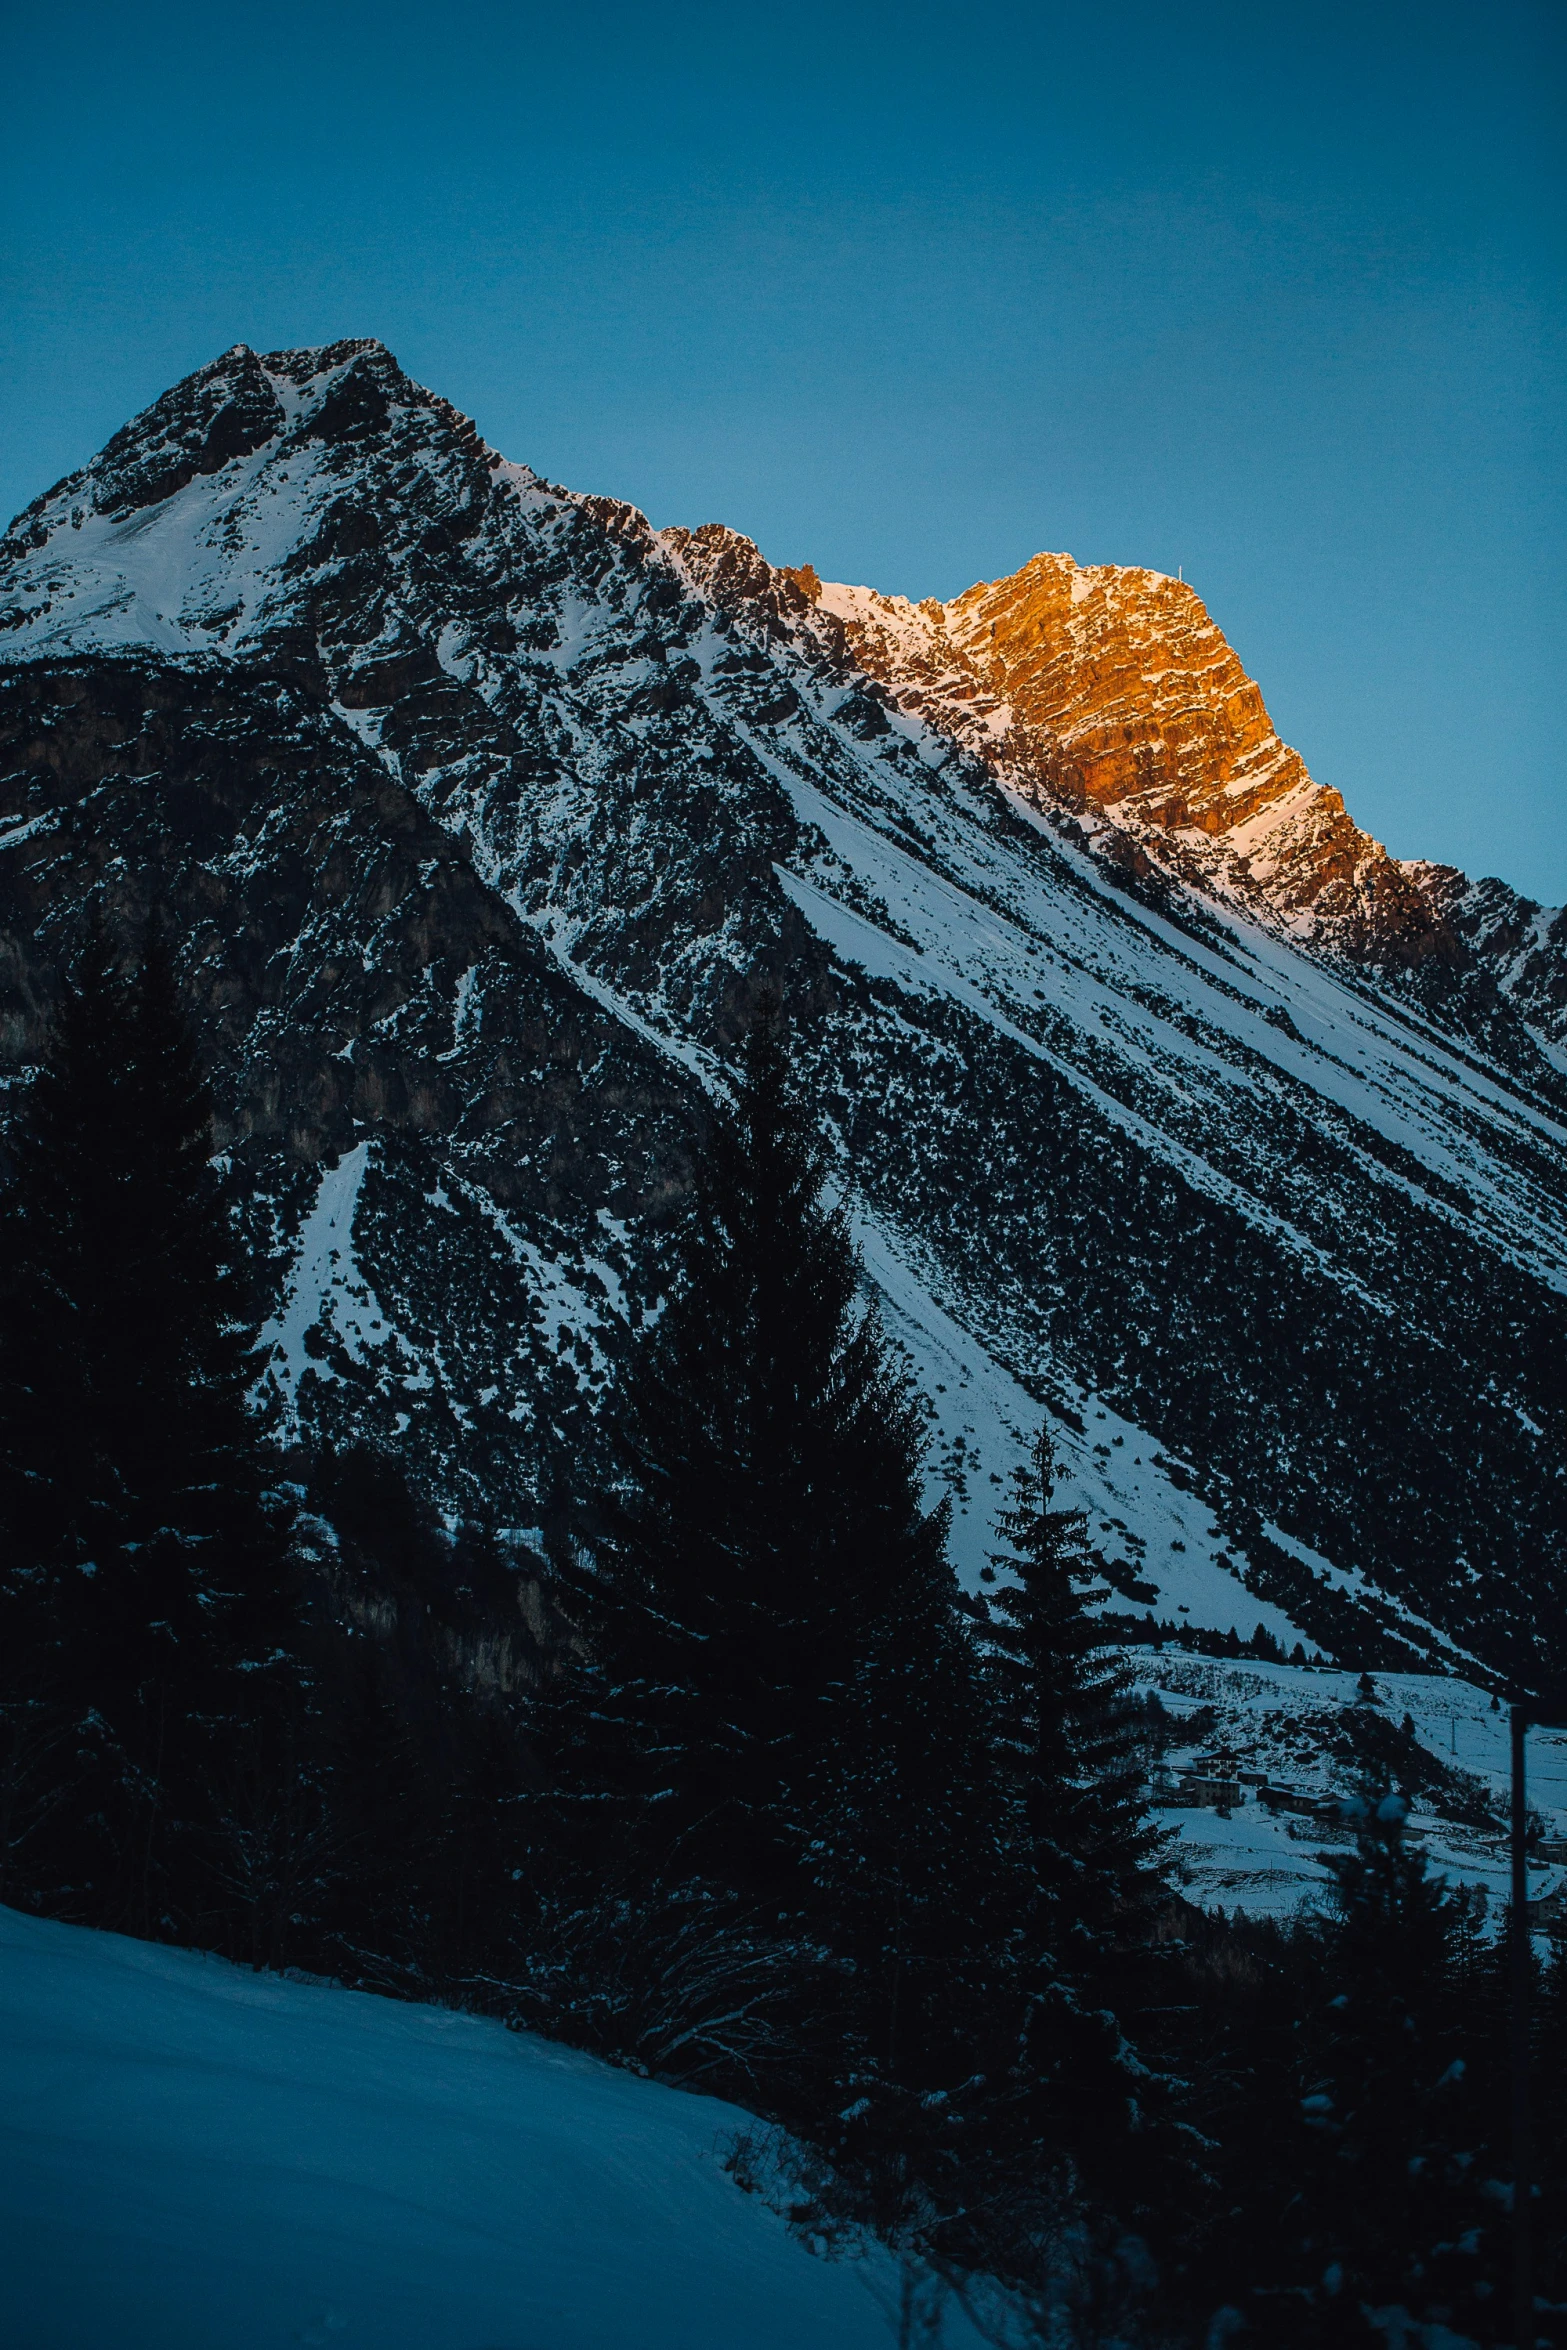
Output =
[{"x1": 1511, "y1": 1699, "x2": 1532, "y2": 2350}]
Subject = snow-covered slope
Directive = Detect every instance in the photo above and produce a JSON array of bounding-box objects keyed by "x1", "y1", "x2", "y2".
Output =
[
  {"x1": 0, "y1": 1903, "x2": 979, "y2": 2350},
  {"x1": 1, "y1": 340, "x2": 1564, "y2": 1714}
]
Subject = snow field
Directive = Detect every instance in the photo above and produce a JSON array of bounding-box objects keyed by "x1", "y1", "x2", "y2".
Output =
[{"x1": 0, "y1": 1904, "x2": 987, "y2": 2350}]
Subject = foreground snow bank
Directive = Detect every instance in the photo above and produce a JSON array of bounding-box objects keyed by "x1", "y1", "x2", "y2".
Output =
[{"x1": 0, "y1": 1905, "x2": 964, "y2": 2349}]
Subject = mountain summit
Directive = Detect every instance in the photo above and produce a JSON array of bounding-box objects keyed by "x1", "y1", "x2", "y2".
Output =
[
  {"x1": 1, "y1": 339, "x2": 1564, "y2": 1697},
  {"x1": 813, "y1": 554, "x2": 1449, "y2": 966},
  {"x1": 6, "y1": 337, "x2": 1560, "y2": 1033}
]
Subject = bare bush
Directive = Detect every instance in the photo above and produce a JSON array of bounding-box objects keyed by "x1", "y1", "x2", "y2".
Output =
[{"x1": 487, "y1": 1875, "x2": 827, "y2": 2093}]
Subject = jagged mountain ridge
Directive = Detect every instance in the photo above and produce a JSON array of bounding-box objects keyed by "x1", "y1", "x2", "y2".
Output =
[
  {"x1": 796, "y1": 554, "x2": 1567, "y2": 1035},
  {"x1": 2, "y1": 338, "x2": 1564, "y2": 1691}
]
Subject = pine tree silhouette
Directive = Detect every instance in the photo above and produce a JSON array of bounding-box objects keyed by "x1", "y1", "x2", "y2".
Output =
[
  {"x1": 0, "y1": 915, "x2": 295, "y2": 1932},
  {"x1": 0, "y1": 914, "x2": 136, "y2": 1604},
  {"x1": 966, "y1": 1424, "x2": 1178, "y2": 2244},
  {"x1": 985, "y1": 1425, "x2": 1164, "y2": 1958},
  {"x1": 1288, "y1": 1790, "x2": 1491, "y2": 2338},
  {"x1": 542, "y1": 1002, "x2": 955, "y2": 1901},
  {"x1": 801, "y1": 1546, "x2": 1013, "y2": 2237},
  {"x1": 527, "y1": 1001, "x2": 1014, "y2": 2181},
  {"x1": 1195, "y1": 1787, "x2": 1503, "y2": 2344}
]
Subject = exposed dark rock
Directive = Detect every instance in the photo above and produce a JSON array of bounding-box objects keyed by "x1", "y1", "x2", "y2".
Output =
[{"x1": 1, "y1": 341, "x2": 1562, "y2": 1690}]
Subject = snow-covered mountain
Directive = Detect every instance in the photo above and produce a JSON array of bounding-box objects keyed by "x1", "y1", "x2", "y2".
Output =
[{"x1": 2, "y1": 339, "x2": 1564, "y2": 1725}]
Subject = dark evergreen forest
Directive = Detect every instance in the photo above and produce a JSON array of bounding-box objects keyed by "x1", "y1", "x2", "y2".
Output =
[{"x1": 1, "y1": 943, "x2": 1562, "y2": 2347}]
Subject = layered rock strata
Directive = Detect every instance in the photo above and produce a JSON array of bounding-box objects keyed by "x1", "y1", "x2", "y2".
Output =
[{"x1": 813, "y1": 555, "x2": 1479, "y2": 976}]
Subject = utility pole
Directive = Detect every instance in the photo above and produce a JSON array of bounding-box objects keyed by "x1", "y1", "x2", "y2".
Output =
[{"x1": 1510, "y1": 1700, "x2": 1532, "y2": 2350}]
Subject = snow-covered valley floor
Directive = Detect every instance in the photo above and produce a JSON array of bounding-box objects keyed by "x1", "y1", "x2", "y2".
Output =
[
  {"x1": 1130, "y1": 1653, "x2": 1567, "y2": 1920},
  {"x1": 0, "y1": 1906, "x2": 981, "y2": 2350}
]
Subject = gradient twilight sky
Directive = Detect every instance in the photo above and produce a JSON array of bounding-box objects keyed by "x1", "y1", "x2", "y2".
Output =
[{"x1": 3, "y1": 1, "x2": 1563, "y2": 898}]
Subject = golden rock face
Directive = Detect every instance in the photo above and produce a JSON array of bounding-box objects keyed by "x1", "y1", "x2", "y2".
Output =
[
  {"x1": 946, "y1": 552, "x2": 1307, "y2": 834},
  {"x1": 822, "y1": 549, "x2": 1449, "y2": 961}
]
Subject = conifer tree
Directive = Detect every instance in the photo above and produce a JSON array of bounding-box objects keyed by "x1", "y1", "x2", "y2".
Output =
[
  {"x1": 528, "y1": 1002, "x2": 1018, "y2": 2186},
  {"x1": 0, "y1": 914, "x2": 294, "y2": 1929},
  {"x1": 803, "y1": 1533, "x2": 1012, "y2": 2225},
  {"x1": 1536, "y1": 1918, "x2": 1567, "y2": 2315},
  {"x1": 964, "y1": 1426, "x2": 1179, "y2": 2252},
  {"x1": 541, "y1": 1003, "x2": 957, "y2": 1903},
  {"x1": 1209, "y1": 1789, "x2": 1497, "y2": 2344},
  {"x1": 1305, "y1": 1794, "x2": 1489, "y2": 2337},
  {"x1": 122, "y1": 919, "x2": 280, "y2": 1576},
  {"x1": 984, "y1": 1426, "x2": 1164, "y2": 1959},
  {"x1": 0, "y1": 915, "x2": 136, "y2": 1603}
]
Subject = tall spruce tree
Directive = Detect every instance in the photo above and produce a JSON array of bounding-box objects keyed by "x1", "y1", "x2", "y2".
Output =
[
  {"x1": 975, "y1": 1425, "x2": 1176, "y2": 2239},
  {"x1": 985, "y1": 1426, "x2": 1165, "y2": 1957},
  {"x1": 0, "y1": 916, "x2": 134, "y2": 1600},
  {"x1": 802, "y1": 1546, "x2": 1015, "y2": 2234},
  {"x1": 0, "y1": 915, "x2": 294, "y2": 1931},
  {"x1": 529, "y1": 1005, "x2": 1014, "y2": 2176},
  {"x1": 541, "y1": 1005, "x2": 959, "y2": 1900}
]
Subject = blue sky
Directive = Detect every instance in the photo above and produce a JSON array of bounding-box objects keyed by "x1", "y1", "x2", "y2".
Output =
[{"x1": 3, "y1": 0, "x2": 1562, "y2": 898}]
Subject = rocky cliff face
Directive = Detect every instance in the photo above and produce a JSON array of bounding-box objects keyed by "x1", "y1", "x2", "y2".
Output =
[
  {"x1": 1403, "y1": 861, "x2": 1567, "y2": 1045},
  {"x1": 0, "y1": 653, "x2": 696, "y2": 1522},
  {"x1": 812, "y1": 552, "x2": 1566, "y2": 1033},
  {"x1": 1, "y1": 339, "x2": 1563, "y2": 1688}
]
